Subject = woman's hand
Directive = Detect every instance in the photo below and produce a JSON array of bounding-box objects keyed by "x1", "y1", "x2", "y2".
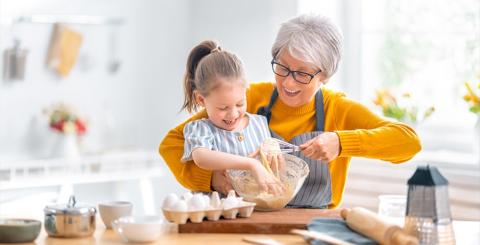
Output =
[
  {"x1": 300, "y1": 132, "x2": 341, "y2": 161},
  {"x1": 211, "y1": 170, "x2": 233, "y2": 195}
]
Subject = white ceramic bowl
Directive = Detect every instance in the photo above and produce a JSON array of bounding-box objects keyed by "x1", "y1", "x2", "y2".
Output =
[
  {"x1": 111, "y1": 216, "x2": 167, "y2": 243},
  {"x1": 98, "y1": 201, "x2": 132, "y2": 229}
]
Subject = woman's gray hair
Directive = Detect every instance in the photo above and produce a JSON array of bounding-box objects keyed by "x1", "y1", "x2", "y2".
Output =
[{"x1": 271, "y1": 14, "x2": 343, "y2": 78}]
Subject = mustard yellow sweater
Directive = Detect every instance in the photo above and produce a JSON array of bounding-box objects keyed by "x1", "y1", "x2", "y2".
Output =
[{"x1": 159, "y1": 82, "x2": 421, "y2": 208}]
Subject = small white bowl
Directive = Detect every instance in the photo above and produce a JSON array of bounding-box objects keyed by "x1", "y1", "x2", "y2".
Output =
[{"x1": 112, "y1": 216, "x2": 167, "y2": 243}]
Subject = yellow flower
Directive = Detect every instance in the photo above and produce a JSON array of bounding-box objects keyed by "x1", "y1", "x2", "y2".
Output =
[
  {"x1": 373, "y1": 89, "x2": 397, "y2": 107},
  {"x1": 63, "y1": 121, "x2": 77, "y2": 134},
  {"x1": 464, "y1": 94, "x2": 472, "y2": 102},
  {"x1": 463, "y1": 80, "x2": 480, "y2": 114},
  {"x1": 465, "y1": 82, "x2": 480, "y2": 104}
]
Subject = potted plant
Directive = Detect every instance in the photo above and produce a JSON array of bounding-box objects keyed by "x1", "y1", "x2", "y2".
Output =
[
  {"x1": 373, "y1": 89, "x2": 435, "y2": 126},
  {"x1": 463, "y1": 79, "x2": 480, "y2": 161}
]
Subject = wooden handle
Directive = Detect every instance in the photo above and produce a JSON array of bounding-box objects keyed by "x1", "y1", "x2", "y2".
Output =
[
  {"x1": 341, "y1": 207, "x2": 418, "y2": 245},
  {"x1": 390, "y1": 229, "x2": 419, "y2": 245}
]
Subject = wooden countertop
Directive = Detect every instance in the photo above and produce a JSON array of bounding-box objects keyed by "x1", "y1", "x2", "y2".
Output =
[
  {"x1": 9, "y1": 220, "x2": 480, "y2": 245},
  {"x1": 7, "y1": 228, "x2": 307, "y2": 245},
  {"x1": 3, "y1": 209, "x2": 479, "y2": 245}
]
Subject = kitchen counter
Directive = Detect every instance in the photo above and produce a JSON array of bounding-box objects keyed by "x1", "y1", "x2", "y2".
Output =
[
  {"x1": 6, "y1": 218, "x2": 480, "y2": 245},
  {"x1": 7, "y1": 228, "x2": 307, "y2": 245}
]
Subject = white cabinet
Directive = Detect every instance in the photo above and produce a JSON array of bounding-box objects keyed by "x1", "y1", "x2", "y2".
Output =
[{"x1": 0, "y1": 150, "x2": 186, "y2": 217}]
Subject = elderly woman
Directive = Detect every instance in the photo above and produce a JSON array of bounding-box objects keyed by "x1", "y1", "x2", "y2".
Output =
[{"x1": 159, "y1": 14, "x2": 421, "y2": 208}]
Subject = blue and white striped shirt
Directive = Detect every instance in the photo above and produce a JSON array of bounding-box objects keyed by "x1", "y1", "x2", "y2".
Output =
[{"x1": 181, "y1": 113, "x2": 271, "y2": 162}]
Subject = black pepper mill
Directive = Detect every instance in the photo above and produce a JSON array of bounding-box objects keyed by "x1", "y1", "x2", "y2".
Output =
[{"x1": 404, "y1": 165, "x2": 455, "y2": 244}]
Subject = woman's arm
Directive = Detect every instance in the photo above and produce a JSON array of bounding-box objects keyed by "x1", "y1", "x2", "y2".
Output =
[
  {"x1": 159, "y1": 111, "x2": 213, "y2": 192},
  {"x1": 333, "y1": 93, "x2": 422, "y2": 163}
]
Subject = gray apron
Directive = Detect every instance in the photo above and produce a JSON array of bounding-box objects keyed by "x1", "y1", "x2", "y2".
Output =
[{"x1": 257, "y1": 89, "x2": 332, "y2": 208}]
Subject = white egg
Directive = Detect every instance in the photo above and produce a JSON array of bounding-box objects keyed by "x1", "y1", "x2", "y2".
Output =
[
  {"x1": 189, "y1": 194, "x2": 206, "y2": 210},
  {"x1": 172, "y1": 200, "x2": 188, "y2": 212},
  {"x1": 236, "y1": 197, "x2": 244, "y2": 204},
  {"x1": 223, "y1": 196, "x2": 238, "y2": 210},
  {"x1": 182, "y1": 192, "x2": 193, "y2": 202},
  {"x1": 210, "y1": 192, "x2": 221, "y2": 208},
  {"x1": 162, "y1": 193, "x2": 179, "y2": 209},
  {"x1": 203, "y1": 195, "x2": 211, "y2": 208},
  {"x1": 227, "y1": 190, "x2": 236, "y2": 198}
]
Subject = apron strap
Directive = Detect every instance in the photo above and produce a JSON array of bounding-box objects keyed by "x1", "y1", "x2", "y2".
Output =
[
  {"x1": 314, "y1": 90, "x2": 325, "y2": 132},
  {"x1": 256, "y1": 88, "x2": 278, "y2": 123},
  {"x1": 257, "y1": 87, "x2": 325, "y2": 132}
]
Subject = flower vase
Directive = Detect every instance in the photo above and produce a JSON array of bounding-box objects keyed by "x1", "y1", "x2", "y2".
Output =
[{"x1": 52, "y1": 133, "x2": 80, "y2": 160}]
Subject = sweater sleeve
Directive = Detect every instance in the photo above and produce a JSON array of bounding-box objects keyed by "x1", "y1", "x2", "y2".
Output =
[
  {"x1": 333, "y1": 93, "x2": 422, "y2": 163},
  {"x1": 159, "y1": 110, "x2": 213, "y2": 192}
]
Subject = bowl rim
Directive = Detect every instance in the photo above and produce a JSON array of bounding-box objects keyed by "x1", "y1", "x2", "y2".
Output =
[
  {"x1": 112, "y1": 215, "x2": 164, "y2": 226},
  {"x1": 0, "y1": 218, "x2": 42, "y2": 227},
  {"x1": 98, "y1": 201, "x2": 133, "y2": 207}
]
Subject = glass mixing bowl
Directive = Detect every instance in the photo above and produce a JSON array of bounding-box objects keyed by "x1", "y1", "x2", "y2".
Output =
[{"x1": 229, "y1": 153, "x2": 309, "y2": 211}]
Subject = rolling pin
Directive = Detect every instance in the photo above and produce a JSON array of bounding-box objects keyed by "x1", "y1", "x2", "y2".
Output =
[{"x1": 340, "y1": 207, "x2": 418, "y2": 245}]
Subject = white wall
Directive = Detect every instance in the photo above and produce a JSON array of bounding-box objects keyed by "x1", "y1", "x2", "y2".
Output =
[
  {"x1": 190, "y1": 0, "x2": 297, "y2": 82},
  {"x1": 0, "y1": 0, "x2": 191, "y2": 158},
  {"x1": 0, "y1": 0, "x2": 298, "y2": 215},
  {"x1": 0, "y1": 0, "x2": 298, "y2": 160}
]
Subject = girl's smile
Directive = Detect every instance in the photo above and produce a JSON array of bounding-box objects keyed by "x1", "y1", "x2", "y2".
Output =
[{"x1": 195, "y1": 78, "x2": 248, "y2": 131}]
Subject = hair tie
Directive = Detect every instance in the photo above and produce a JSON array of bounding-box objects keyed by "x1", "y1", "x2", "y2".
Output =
[
  {"x1": 189, "y1": 78, "x2": 196, "y2": 89},
  {"x1": 211, "y1": 46, "x2": 221, "y2": 53}
]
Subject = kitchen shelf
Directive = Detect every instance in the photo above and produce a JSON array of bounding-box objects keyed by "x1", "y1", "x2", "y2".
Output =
[
  {"x1": 0, "y1": 150, "x2": 163, "y2": 190},
  {"x1": 14, "y1": 15, "x2": 125, "y2": 26}
]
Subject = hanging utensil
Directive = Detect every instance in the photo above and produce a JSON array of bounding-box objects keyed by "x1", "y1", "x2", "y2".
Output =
[
  {"x1": 3, "y1": 39, "x2": 28, "y2": 81},
  {"x1": 107, "y1": 27, "x2": 121, "y2": 74}
]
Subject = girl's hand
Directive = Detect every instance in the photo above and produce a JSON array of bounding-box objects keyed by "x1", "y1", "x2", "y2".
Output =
[
  {"x1": 249, "y1": 148, "x2": 285, "y2": 178},
  {"x1": 300, "y1": 132, "x2": 341, "y2": 162},
  {"x1": 211, "y1": 170, "x2": 233, "y2": 195},
  {"x1": 266, "y1": 153, "x2": 286, "y2": 178},
  {"x1": 249, "y1": 158, "x2": 284, "y2": 195}
]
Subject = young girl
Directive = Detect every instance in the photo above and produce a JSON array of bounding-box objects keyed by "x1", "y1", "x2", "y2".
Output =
[{"x1": 180, "y1": 40, "x2": 280, "y2": 193}]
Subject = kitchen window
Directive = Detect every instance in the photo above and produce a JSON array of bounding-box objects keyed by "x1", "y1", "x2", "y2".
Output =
[{"x1": 299, "y1": 0, "x2": 480, "y2": 165}]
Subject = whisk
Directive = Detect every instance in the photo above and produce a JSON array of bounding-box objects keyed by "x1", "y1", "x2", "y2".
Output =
[
  {"x1": 259, "y1": 138, "x2": 301, "y2": 180},
  {"x1": 269, "y1": 138, "x2": 301, "y2": 154}
]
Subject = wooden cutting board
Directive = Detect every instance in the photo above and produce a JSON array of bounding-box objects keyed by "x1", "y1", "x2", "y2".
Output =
[{"x1": 178, "y1": 208, "x2": 341, "y2": 234}]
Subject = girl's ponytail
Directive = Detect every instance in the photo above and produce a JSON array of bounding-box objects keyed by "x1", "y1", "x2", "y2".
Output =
[
  {"x1": 181, "y1": 40, "x2": 245, "y2": 113},
  {"x1": 181, "y1": 40, "x2": 219, "y2": 113}
]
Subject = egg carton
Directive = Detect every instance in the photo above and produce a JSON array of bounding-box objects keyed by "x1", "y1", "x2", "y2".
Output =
[
  {"x1": 162, "y1": 201, "x2": 255, "y2": 224},
  {"x1": 161, "y1": 191, "x2": 256, "y2": 224}
]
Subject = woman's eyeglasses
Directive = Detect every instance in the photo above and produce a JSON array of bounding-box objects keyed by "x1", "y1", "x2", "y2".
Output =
[{"x1": 271, "y1": 60, "x2": 321, "y2": 85}]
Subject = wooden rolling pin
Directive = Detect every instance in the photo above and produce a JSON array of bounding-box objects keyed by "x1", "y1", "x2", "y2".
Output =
[{"x1": 341, "y1": 207, "x2": 418, "y2": 245}]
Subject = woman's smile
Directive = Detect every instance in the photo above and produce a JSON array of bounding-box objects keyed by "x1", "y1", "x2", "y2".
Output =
[{"x1": 283, "y1": 86, "x2": 301, "y2": 97}]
